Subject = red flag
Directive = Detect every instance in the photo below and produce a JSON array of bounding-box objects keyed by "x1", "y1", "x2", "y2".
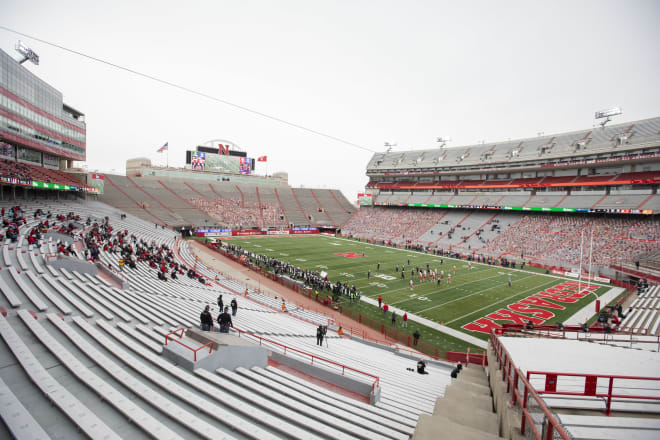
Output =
[{"x1": 257, "y1": 156, "x2": 267, "y2": 162}]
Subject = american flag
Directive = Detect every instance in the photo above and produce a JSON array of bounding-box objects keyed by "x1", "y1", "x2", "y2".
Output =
[{"x1": 157, "y1": 142, "x2": 168, "y2": 153}]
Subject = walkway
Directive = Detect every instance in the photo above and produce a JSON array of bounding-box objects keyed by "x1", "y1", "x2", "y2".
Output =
[
  {"x1": 360, "y1": 296, "x2": 488, "y2": 349},
  {"x1": 564, "y1": 286, "x2": 625, "y2": 325}
]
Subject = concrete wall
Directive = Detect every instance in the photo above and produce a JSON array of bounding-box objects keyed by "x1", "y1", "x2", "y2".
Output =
[{"x1": 270, "y1": 351, "x2": 381, "y2": 404}]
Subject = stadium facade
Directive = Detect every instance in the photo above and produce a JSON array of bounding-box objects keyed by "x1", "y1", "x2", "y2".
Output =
[
  {"x1": 364, "y1": 116, "x2": 660, "y2": 213},
  {"x1": 0, "y1": 48, "x2": 86, "y2": 167}
]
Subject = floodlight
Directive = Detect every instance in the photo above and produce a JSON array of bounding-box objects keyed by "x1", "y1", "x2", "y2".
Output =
[
  {"x1": 15, "y1": 41, "x2": 39, "y2": 65},
  {"x1": 436, "y1": 137, "x2": 452, "y2": 148},
  {"x1": 595, "y1": 107, "x2": 622, "y2": 128}
]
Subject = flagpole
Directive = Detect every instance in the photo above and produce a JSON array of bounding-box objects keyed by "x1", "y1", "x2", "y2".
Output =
[{"x1": 167, "y1": 148, "x2": 169, "y2": 168}]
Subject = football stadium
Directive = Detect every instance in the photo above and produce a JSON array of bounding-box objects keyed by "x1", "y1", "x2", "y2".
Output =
[{"x1": 1, "y1": 3, "x2": 660, "y2": 440}]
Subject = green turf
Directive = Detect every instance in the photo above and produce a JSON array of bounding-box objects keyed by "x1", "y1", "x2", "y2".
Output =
[{"x1": 215, "y1": 234, "x2": 613, "y2": 352}]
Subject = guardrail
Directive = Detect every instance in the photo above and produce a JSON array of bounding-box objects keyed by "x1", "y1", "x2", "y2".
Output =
[
  {"x1": 497, "y1": 324, "x2": 660, "y2": 349},
  {"x1": 527, "y1": 370, "x2": 660, "y2": 416},
  {"x1": 490, "y1": 331, "x2": 571, "y2": 440},
  {"x1": 164, "y1": 328, "x2": 213, "y2": 362},
  {"x1": 232, "y1": 326, "x2": 380, "y2": 396}
]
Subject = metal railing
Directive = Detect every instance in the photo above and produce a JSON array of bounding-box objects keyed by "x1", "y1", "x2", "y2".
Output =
[
  {"x1": 232, "y1": 326, "x2": 380, "y2": 396},
  {"x1": 527, "y1": 370, "x2": 660, "y2": 416},
  {"x1": 164, "y1": 328, "x2": 213, "y2": 362},
  {"x1": 490, "y1": 331, "x2": 572, "y2": 440}
]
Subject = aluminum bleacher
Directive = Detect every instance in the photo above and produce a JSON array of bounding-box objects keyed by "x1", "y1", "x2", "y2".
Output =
[{"x1": 0, "y1": 198, "x2": 454, "y2": 440}]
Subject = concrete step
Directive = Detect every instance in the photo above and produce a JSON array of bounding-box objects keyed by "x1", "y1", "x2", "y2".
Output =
[
  {"x1": 443, "y1": 385, "x2": 493, "y2": 412},
  {"x1": 457, "y1": 370, "x2": 490, "y2": 388},
  {"x1": 413, "y1": 414, "x2": 505, "y2": 440},
  {"x1": 448, "y1": 380, "x2": 491, "y2": 397},
  {"x1": 433, "y1": 398, "x2": 499, "y2": 435}
]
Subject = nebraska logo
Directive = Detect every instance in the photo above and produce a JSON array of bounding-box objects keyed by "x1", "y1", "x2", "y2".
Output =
[
  {"x1": 462, "y1": 281, "x2": 599, "y2": 335},
  {"x1": 335, "y1": 252, "x2": 366, "y2": 259}
]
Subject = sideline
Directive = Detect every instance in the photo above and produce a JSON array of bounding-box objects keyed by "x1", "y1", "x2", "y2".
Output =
[
  {"x1": 320, "y1": 234, "x2": 611, "y2": 288},
  {"x1": 564, "y1": 286, "x2": 625, "y2": 325},
  {"x1": 360, "y1": 295, "x2": 488, "y2": 349}
]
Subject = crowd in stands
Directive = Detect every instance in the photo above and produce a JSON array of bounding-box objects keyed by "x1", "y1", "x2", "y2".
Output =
[
  {"x1": 84, "y1": 216, "x2": 207, "y2": 283},
  {"x1": 0, "y1": 158, "x2": 32, "y2": 181},
  {"x1": 342, "y1": 207, "x2": 658, "y2": 269},
  {"x1": 342, "y1": 207, "x2": 447, "y2": 244},
  {"x1": 190, "y1": 197, "x2": 287, "y2": 228},
  {"x1": 484, "y1": 215, "x2": 659, "y2": 267},
  {"x1": 2, "y1": 206, "x2": 82, "y2": 249}
]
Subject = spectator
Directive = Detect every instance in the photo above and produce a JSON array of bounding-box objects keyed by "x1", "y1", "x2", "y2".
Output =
[
  {"x1": 402, "y1": 312, "x2": 408, "y2": 328},
  {"x1": 217, "y1": 294, "x2": 223, "y2": 312},
  {"x1": 391, "y1": 310, "x2": 396, "y2": 326},
  {"x1": 316, "y1": 324, "x2": 325, "y2": 346},
  {"x1": 383, "y1": 303, "x2": 389, "y2": 317},
  {"x1": 200, "y1": 305, "x2": 213, "y2": 331},
  {"x1": 378, "y1": 295, "x2": 382, "y2": 308},
  {"x1": 217, "y1": 306, "x2": 233, "y2": 333},
  {"x1": 231, "y1": 297, "x2": 238, "y2": 316},
  {"x1": 417, "y1": 359, "x2": 429, "y2": 375},
  {"x1": 413, "y1": 329, "x2": 420, "y2": 346}
]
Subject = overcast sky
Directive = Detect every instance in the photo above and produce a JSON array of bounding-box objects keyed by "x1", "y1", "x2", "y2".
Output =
[{"x1": 1, "y1": 0, "x2": 659, "y2": 201}]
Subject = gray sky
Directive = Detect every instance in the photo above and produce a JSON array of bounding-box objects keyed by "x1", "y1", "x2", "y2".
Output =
[{"x1": 1, "y1": 0, "x2": 659, "y2": 201}]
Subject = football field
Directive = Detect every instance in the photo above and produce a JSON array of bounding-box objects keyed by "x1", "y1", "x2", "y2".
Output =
[{"x1": 219, "y1": 234, "x2": 613, "y2": 350}]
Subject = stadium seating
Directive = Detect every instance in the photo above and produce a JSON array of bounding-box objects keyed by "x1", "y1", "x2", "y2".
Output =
[
  {"x1": 0, "y1": 157, "x2": 86, "y2": 187},
  {"x1": 367, "y1": 117, "x2": 660, "y2": 172},
  {"x1": 0, "y1": 198, "x2": 457, "y2": 439},
  {"x1": 100, "y1": 176, "x2": 353, "y2": 229}
]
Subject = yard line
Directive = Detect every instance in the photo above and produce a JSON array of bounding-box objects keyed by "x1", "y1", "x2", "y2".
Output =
[
  {"x1": 443, "y1": 278, "x2": 560, "y2": 325},
  {"x1": 411, "y1": 272, "x2": 538, "y2": 313},
  {"x1": 320, "y1": 234, "x2": 610, "y2": 287}
]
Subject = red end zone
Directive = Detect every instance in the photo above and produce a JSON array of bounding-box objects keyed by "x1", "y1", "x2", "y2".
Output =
[{"x1": 461, "y1": 281, "x2": 600, "y2": 335}]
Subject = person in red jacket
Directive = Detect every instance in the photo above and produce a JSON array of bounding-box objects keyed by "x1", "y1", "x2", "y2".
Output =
[
  {"x1": 403, "y1": 312, "x2": 408, "y2": 328},
  {"x1": 378, "y1": 296, "x2": 383, "y2": 309},
  {"x1": 383, "y1": 303, "x2": 389, "y2": 317}
]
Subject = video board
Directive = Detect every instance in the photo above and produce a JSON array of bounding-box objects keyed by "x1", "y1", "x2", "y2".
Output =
[{"x1": 188, "y1": 151, "x2": 252, "y2": 174}]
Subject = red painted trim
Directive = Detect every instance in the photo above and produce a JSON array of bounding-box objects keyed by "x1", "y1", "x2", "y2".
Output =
[
  {"x1": 235, "y1": 184, "x2": 244, "y2": 208},
  {"x1": 274, "y1": 188, "x2": 290, "y2": 225},
  {"x1": 184, "y1": 182, "x2": 207, "y2": 199},
  {"x1": 125, "y1": 176, "x2": 175, "y2": 214},
  {"x1": 0, "y1": 108, "x2": 85, "y2": 149},
  {"x1": 0, "y1": 86, "x2": 86, "y2": 134},
  {"x1": 329, "y1": 189, "x2": 350, "y2": 213},
  {"x1": 255, "y1": 186, "x2": 265, "y2": 226},
  {"x1": 310, "y1": 188, "x2": 335, "y2": 225},
  {"x1": 291, "y1": 188, "x2": 309, "y2": 220},
  {"x1": 0, "y1": 129, "x2": 85, "y2": 161}
]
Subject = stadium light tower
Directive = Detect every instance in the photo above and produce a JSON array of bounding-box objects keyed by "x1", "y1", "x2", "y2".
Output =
[
  {"x1": 14, "y1": 41, "x2": 39, "y2": 65},
  {"x1": 384, "y1": 142, "x2": 397, "y2": 153},
  {"x1": 595, "y1": 107, "x2": 622, "y2": 128},
  {"x1": 436, "y1": 137, "x2": 452, "y2": 148}
]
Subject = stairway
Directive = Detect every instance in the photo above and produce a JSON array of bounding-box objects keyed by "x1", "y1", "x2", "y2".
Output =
[{"x1": 413, "y1": 366, "x2": 508, "y2": 440}]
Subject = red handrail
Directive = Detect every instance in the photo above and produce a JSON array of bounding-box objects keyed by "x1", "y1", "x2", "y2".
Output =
[
  {"x1": 232, "y1": 326, "x2": 380, "y2": 395},
  {"x1": 490, "y1": 331, "x2": 572, "y2": 440},
  {"x1": 527, "y1": 370, "x2": 660, "y2": 416},
  {"x1": 164, "y1": 328, "x2": 213, "y2": 362},
  {"x1": 498, "y1": 324, "x2": 660, "y2": 348}
]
